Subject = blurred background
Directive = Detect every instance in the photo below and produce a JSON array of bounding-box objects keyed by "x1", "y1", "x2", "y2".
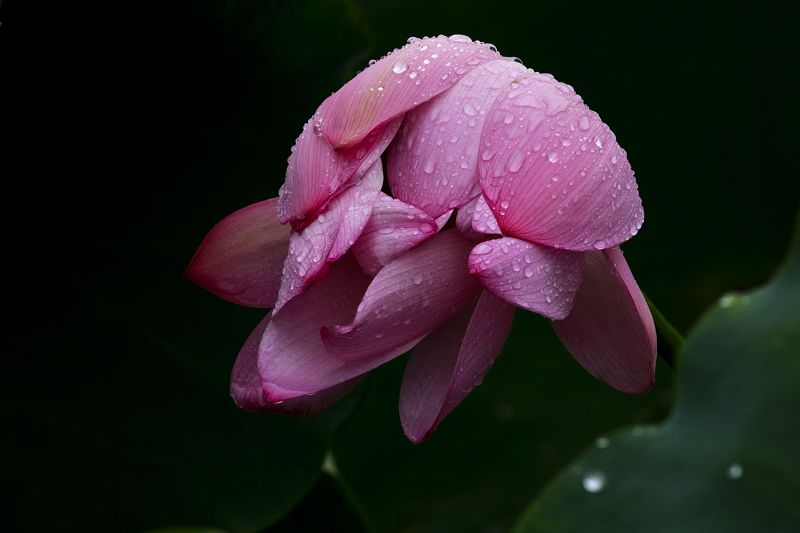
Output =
[{"x1": 2, "y1": 0, "x2": 798, "y2": 531}]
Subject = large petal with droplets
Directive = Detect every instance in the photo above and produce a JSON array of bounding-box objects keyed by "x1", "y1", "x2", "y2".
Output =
[
  {"x1": 274, "y1": 161, "x2": 383, "y2": 312},
  {"x1": 388, "y1": 60, "x2": 527, "y2": 218},
  {"x1": 261, "y1": 256, "x2": 414, "y2": 401},
  {"x1": 322, "y1": 230, "x2": 482, "y2": 360},
  {"x1": 552, "y1": 247, "x2": 656, "y2": 393},
  {"x1": 400, "y1": 290, "x2": 515, "y2": 443},
  {"x1": 468, "y1": 237, "x2": 583, "y2": 320},
  {"x1": 319, "y1": 35, "x2": 502, "y2": 150},
  {"x1": 278, "y1": 115, "x2": 401, "y2": 227},
  {"x1": 386, "y1": 59, "x2": 527, "y2": 217},
  {"x1": 351, "y1": 193, "x2": 440, "y2": 275},
  {"x1": 230, "y1": 314, "x2": 357, "y2": 415},
  {"x1": 479, "y1": 73, "x2": 644, "y2": 251},
  {"x1": 185, "y1": 198, "x2": 289, "y2": 308}
]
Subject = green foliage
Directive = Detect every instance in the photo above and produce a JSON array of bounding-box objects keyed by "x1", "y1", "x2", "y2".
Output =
[{"x1": 516, "y1": 221, "x2": 800, "y2": 532}]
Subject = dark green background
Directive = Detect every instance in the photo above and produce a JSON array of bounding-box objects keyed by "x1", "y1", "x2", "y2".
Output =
[{"x1": 3, "y1": 0, "x2": 798, "y2": 531}]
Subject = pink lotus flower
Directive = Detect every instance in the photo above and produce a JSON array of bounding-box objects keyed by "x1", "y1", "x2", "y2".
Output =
[{"x1": 186, "y1": 35, "x2": 656, "y2": 443}]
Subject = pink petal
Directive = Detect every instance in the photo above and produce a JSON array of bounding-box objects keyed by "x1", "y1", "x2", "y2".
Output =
[
  {"x1": 400, "y1": 290, "x2": 515, "y2": 443},
  {"x1": 388, "y1": 60, "x2": 527, "y2": 218},
  {"x1": 261, "y1": 256, "x2": 413, "y2": 401},
  {"x1": 350, "y1": 193, "x2": 439, "y2": 275},
  {"x1": 552, "y1": 247, "x2": 656, "y2": 393},
  {"x1": 278, "y1": 114, "x2": 401, "y2": 228},
  {"x1": 319, "y1": 35, "x2": 502, "y2": 150},
  {"x1": 479, "y1": 73, "x2": 644, "y2": 251},
  {"x1": 230, "y1": 314, "x2": 356, "y2": 415},
  {"x1": 274, "y1": 161, "x2": 383, "y2": 312},
  {"x1": 322, "y1": 230, "x2": 482, "y2": 360},
  {"x1": 454, "y1": 195, "x2": 483, "y2": 241},
  {"x1": 467, "y1": 237, "x2": 583, "y2": 320},
  {"x1": 185, "y1": 198, "x2": 289, "y2": 308},
  {"x1": 471, "y1": 194, "x2": 501, "y2": 235},
  {"x1": 434, "y1": 210, "x2": 453, "y2": 230}
]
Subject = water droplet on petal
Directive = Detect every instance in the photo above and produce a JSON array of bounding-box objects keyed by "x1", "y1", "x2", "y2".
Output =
[
  {"x1": 508, "y1": 151, "x2": 525, "y2": 172},
  {"x1": 579, "y1": 116, "x2": 590, "y2": 130},
  {"x1": 393, "y1": 61, "x2": 408, "y2": 74},
  {"x1": 548, "y1": 151, "x2": 560, "y2": 163},
  {"x1": 449, "y1": 34, "x2": 473, "y2": 43},
  {"x1": 463, "y1": 103, "x2": 477, "y2": 116},
  {"x1": 473, "y1": 243, "x2": 492, "y2": 255}
]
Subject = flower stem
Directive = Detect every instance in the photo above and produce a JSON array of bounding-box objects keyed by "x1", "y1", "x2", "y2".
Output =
[{"x1": 644, "y1": 293, "x2": 684, "y2": 369}]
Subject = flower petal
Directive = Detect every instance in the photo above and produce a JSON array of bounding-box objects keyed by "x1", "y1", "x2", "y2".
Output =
[
  {"x1": 230, "y1": 314, "x2": 356, "y2": 415},
  {"x1": 471, "y1": 194, "x2": 501, "y2": 235},
  {"x1": 274, "y1": 160, "x2": 383, "y2": 312},
  {"x1": 400, "y1": 290, "x2": 515, "y2": 443},
  {"x1": 322, "y1": 230, "x2": 482, "y2": 360},
  {"x1": 261, "y1": 255, "x2": 412, "y2": 401},
  {"x1": 552, "y1": 247, "x2": 656, "y2": 393},
  {"x1": 467, "y1": 237, "x2": 583, "y2": 319},
  {"x1": 434, "y1": 209, "x2": 453, "y2": 230},
  {"x1": 319, "y1": 35, "x2": 502, "y2": 150},
  {"x1": 351, "y1": 193, "x2": 439, "y2": 275},
  {"x1": 185, "y1": 198, "x2": 289, "y2": 308},
  {"x1": 387, "y1": 60, "x2": 527, "y2": 218},
  {"x1": 278, "y1": 115, "x2": 401, "y2": 227},
  {"x1": 454, "y1": 195, "x2": 482, "y2": 241},
  {"x1": 479, "y1": 73, "x2": 644, "y2": 251}
]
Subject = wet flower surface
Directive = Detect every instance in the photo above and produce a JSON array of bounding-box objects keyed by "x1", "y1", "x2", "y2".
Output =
[{"x1": 186, "y1": 34, "x2": 656, "y2": 442}]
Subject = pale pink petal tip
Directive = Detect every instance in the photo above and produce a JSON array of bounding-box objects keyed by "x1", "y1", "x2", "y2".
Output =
[
  {"x1": 351, "y1": 193, "x2": 440, "y2": 275},
  {"x1": 230, "y1": 314, "x2": 356, "y2": 416},
  {"x1": 320, "y1": 35, "x2": 503, "y2": 150},
  {"x1": 552, "y1": 247, "x2": 656, "y2": 393},
  {"x1": 388, "y1": 59, "x2": 527, "y2": 219},
  {"x1": 185, "y1": 198, "x2": 289, "y2": 308},
  {"x1": 274, "y1": 160, "x2": 383, "y2": 312},
  {"x1": 322, "y1": 230, "x2": 482, "y2": 361},
  {"x1": 471, "y1": 194, "x2": 501, "y2": 235},
  {"x1": 400, "y1": 290, "x2": 515, "y2": 443},
  {"x1": 479, "y1": 73, "x2": 644, "y2": 251},
  {"x1": 468, "y1": 237, "x2": 583, "y2": 320}
]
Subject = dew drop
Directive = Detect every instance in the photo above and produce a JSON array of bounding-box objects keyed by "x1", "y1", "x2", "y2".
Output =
[
  {"x1": 582, "y1": 471, "x2": 606, "y2": 493},
  {"x1": 424, "y1": 156, "x2": 436, "y2": 174},
  {"x1": 579, "y1": 116, "x2": 590, "y2": 130},
  {"x1": 463, "y1": 103, "x2": 477, "y2": 116},
  {"x1": 473, "y1": 243, "x2": 492, "y2": 255},
  {"x1": 408, "y1": 71, "x2": 418, "y2": 79},
  {"x1": 508, "y1": 151, "x2": 525, "y2": 172},
  {"x1": 413, "y1": 275, "x2": 423, "y2": 285},
  {"x1": 392, "y1": 61, "x2": 408, "y2": 74},
  {"x1": 548, "y1": 151, "x2": 559, "y2": 163},
  {"x1": 726, "y1": 463, "x2": 743, "y2": 480},
  {"x1": 592, "y1": 240, "x2": 606, "y2": 249},
  {"x1": 449, "y1": 34, "x2": 473, "y2": 43},
  {"x1": 524, "y1": 265, "x2": 535, "y2": 278}
]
